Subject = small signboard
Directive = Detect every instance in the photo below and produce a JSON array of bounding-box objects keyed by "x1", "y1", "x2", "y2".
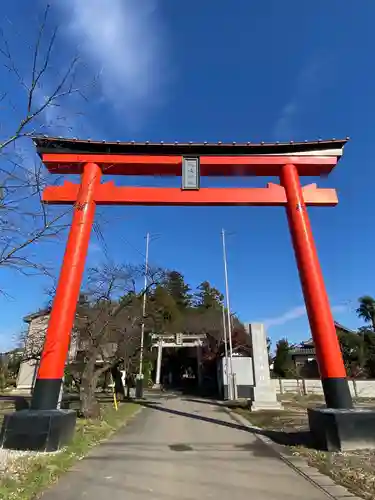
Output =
[{"x1": 182, "y1": 157, "x2": 200, "y2": 190}]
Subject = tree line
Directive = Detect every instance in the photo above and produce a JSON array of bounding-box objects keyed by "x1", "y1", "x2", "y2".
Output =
[{"x1": 272, "y1": 295, "x2": 375, "y2": 379}]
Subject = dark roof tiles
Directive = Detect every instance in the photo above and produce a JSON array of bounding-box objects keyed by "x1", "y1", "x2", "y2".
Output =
[{"x1": 32, "y1": 135, "x2": 349, "y2": 157}]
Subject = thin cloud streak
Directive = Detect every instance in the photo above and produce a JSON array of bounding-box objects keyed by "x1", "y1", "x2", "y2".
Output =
[
  {"x1": 87, "y1": 241, "x2": 103, "y2": 266},
  {"x1": 273, "y1": 58, "x2": 329, "y2": 140},
  {"x1": 262, "y1": 304, "x2": 347, "y2": 329},
  {"x1": 56, "y1": 0, "x2": 171, "y2": 130},
  {"x1": 33, "y1": 87, "x2": 94, "y2": 138}
]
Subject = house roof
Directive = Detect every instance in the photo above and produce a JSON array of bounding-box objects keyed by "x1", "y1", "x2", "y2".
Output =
[
  {"x1": 294, "y1": 321, "x2": 356, "y2": 350},
  {"x1": 299, "y1": 338, "x2": 314, "y2": 347},
  {"x1": 32, "y1": 135, "x2": 348, "y2": 158},
  {"x1": 23, "y1": 294, "x2": 90, "y2": 324},
  {"x1": 23, "y1": 308, "x2": 51, "y2": 323},
  {"x1": 219, "y1": 345, "x2": 252, "y2": 357},
  {"x1": 334, "y1": 321, "x2": 357, "y2": 334},
  {"x1": 290, "y1": 348, "x2": 316, "y2": 356}
]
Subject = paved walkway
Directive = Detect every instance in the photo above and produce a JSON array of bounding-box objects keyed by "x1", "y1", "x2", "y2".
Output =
[{"x1": 42, "y1": 395, "x2": 329, "y2": 500}]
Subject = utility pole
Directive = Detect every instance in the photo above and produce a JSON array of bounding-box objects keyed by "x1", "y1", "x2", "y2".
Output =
[
  {"x1": 136, "y1": 232, "x2": 150, "y2": 398},
  {"x1": 221, "y1": 228, "x2": 236, "y2": 400}
]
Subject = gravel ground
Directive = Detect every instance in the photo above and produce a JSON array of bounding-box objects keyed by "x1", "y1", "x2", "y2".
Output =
[
  {"x1": 0, "y1": 447, "x2": 62, "y2": 479},
  {"x1": 0, "y1": 400, "x2": 35, "y2": 474},
  {"x1": 236, "y1": 396, "x2": 375, "y2": 500},
  {"x1": 0, "y1": 448, "x2": 35, "y2": 475}
]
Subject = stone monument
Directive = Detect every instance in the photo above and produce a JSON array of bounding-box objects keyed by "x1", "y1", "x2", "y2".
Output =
[{"x1": 246, "y1": 323, "x2": 281, "y2": 411}]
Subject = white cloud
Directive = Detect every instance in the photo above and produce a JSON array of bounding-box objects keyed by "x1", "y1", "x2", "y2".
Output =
[
  {"x1": 31, "y1": 74, "x2": 100, "y2": 139},
  {"x1": 262, "y1": 304, "x2": 347, "y2": 329},
  {"x1": 273, "y1": 102, "x2": 298, "y2": 140},
  {"x1": 56, "y1": 0, "x2": 170, "y2": 130},
  {"x1": 87, "y1": 241, "x2": 102, "y2": 264},
  {"x1": 273, "y1": 59, "x2": 329, "y2": 140}
]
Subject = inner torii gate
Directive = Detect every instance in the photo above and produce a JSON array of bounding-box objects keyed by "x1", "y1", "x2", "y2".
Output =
[
  {"x1": 1, "y1": 137, "x2": 356, "y2": 452},
  {"x1": 151, "y1": 333, "x2": 206, "y2": 388}
]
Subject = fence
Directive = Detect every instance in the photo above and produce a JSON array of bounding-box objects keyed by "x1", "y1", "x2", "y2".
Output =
[{"x1": 272, "y1": 378, "x2": 375, "y2": 398}]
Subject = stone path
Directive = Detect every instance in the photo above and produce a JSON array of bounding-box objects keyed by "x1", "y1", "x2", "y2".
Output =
[{"x1": 41, "y1": 395, "x2": 331, "y2": 499}]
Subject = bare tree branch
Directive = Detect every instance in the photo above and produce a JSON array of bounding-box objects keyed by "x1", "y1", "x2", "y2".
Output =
[
  {"x1": 0, "y1": 4, "x2": 96, "y2": 286},
  {"x1": 69, "y1": 263, "x2": 164, "y2": 417}
]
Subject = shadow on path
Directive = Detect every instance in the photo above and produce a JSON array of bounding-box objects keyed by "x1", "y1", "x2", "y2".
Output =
[
  {"x1": 182, "y1": 397, "x2": 249, "y2": 409},
  {"x1": 0, "y1": 395, "x2": 29, "y2": 410},
  {"x1": 140, "y1": 401, "x2": 315, "y2": 449},
  {"x1": 141, "y1": 401, "x2": 253, "y2": 433}
]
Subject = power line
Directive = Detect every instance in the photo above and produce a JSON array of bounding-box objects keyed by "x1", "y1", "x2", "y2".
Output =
[{"x1": 93, "y1": 221, "x2": 112, "y2": 263}]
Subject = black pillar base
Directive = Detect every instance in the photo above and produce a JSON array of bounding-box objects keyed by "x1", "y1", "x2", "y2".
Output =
[
  {"x1": 0, "y1": 409, "x2": 76, "y2": 452},
  {"x1": 135, "y1": 377, "x2": 144, "y2": 399},
  {"x1": 308, "y1": 407, "x2": 375, "y2": 451},
  {"x1": 31, "y1": 378, "x2": 62, "y2": 410},
  {"x1": 321, "y1": 377, "x2": 353, "y2": 409}
]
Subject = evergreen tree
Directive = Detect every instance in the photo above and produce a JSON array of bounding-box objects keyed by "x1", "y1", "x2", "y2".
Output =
[
  {"x1": 356, "y1": 296, "x2": 375, "y2": 331},
  {"x1": 148, "y1": 284, "x2": 181, "y2": 334},
  {"x1": 163, "y1": 271, "x2": 192, "y2": 309},
  {"x1": 273, "y1": 338, "x2": 295, "y2": 378},
  {"x1": 363, "y1": 328, "x2": 375, "y2": 377},
  {"x1": 266, "y1": 337, "x2": 272, "y2": 365},
  {"x1": 194, "y1": 281, "x2": 224, "y2": 310},
  {"x1": 340, "y1": 327, "x2": 375, "y2": 378}
]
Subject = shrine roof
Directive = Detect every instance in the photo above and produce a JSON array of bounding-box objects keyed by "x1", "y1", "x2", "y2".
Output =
[{"x1": 32, "y1": 136, "x2": 348, "y2": 157}]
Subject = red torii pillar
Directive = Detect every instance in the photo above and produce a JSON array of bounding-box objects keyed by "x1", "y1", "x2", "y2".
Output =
[
  {"x1": 280, "y1": 164, "x2": 352, "y2": 409},
  {"x1": 31, "y1": 163, "x2": 101, "y2": 410}
]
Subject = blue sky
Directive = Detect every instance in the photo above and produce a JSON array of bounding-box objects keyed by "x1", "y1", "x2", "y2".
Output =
[{"x1": 0, "y1": 0, "x2": 374, "y2": 351}]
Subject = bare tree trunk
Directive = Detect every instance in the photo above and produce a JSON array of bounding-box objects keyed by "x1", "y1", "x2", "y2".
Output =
[
  {"x1": 79, "y1": 356, "x2": 101, "y2": 419},
  {"x1": 80, "y1": 385, "x2": 101, "y2": 418}
]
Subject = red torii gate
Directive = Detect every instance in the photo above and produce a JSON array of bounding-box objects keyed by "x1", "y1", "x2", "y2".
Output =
[{"x1": 31, "y1": 136, "x2": 352, "y2": 413}]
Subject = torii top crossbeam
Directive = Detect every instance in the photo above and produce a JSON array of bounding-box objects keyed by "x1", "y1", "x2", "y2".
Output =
[
  {"x1": 33, "y1": 136, "x2": 348, "y2": 207},
  {"x1": 34, "y1": 136, "x2": 346, "y2": 176}
]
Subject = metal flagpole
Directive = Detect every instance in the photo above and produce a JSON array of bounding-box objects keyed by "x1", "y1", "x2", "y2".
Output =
[
  {"x1": 136, "y1": 232, "x2": 150, "y2": 398},
  {"x1": 221, "y1": 303, "x2": 231, "y2": 400},
  {"x1": 139, "y1": 232, "x2": 150, "y2": 376},
  {"x1": 221, "y1": 228, "x2": 236, "y2": 400}
]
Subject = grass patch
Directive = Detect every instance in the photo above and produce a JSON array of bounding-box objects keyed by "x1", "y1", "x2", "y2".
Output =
[
  {"x1": 235, "y1": 395, "x2": 375, "y2": 500},
  {"x1": 294, "y1": 447, "x2": 375, "y2": 500},
  {"x1": 236, "y1": 407, "x2": 308, "y2": 431},
  {"x1": 0, "y1": 401, "x2": 140, "y2": 500},
  {"x1": 0, "y1": 401, "x2": 14, "y2": 425}
]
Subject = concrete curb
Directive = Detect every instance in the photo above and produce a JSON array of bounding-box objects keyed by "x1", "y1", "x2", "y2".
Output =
[
  {"x1": 221, "y1": 404, "x2": 362, "y2": 500},
  {"x1": 128, "y1": 405, "x2": 144, "y2": 419}
]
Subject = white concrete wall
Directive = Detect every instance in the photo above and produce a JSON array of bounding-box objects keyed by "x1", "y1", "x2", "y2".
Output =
[
  {"x1": 273, "y1": 378, "x2": 375, "y2": 398},
  {"x1": 24, "y1": 315, "x2": 50, "y2": 359},
  {"x1": 233, "y1": 357, "x2": 254, "y2": 386},
  {"x1": 219, "y1": 356, "x2": 254, "y2": 387},
  {"x1": 16, "y1": 359, "x2": 38, "y2": 391}
]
